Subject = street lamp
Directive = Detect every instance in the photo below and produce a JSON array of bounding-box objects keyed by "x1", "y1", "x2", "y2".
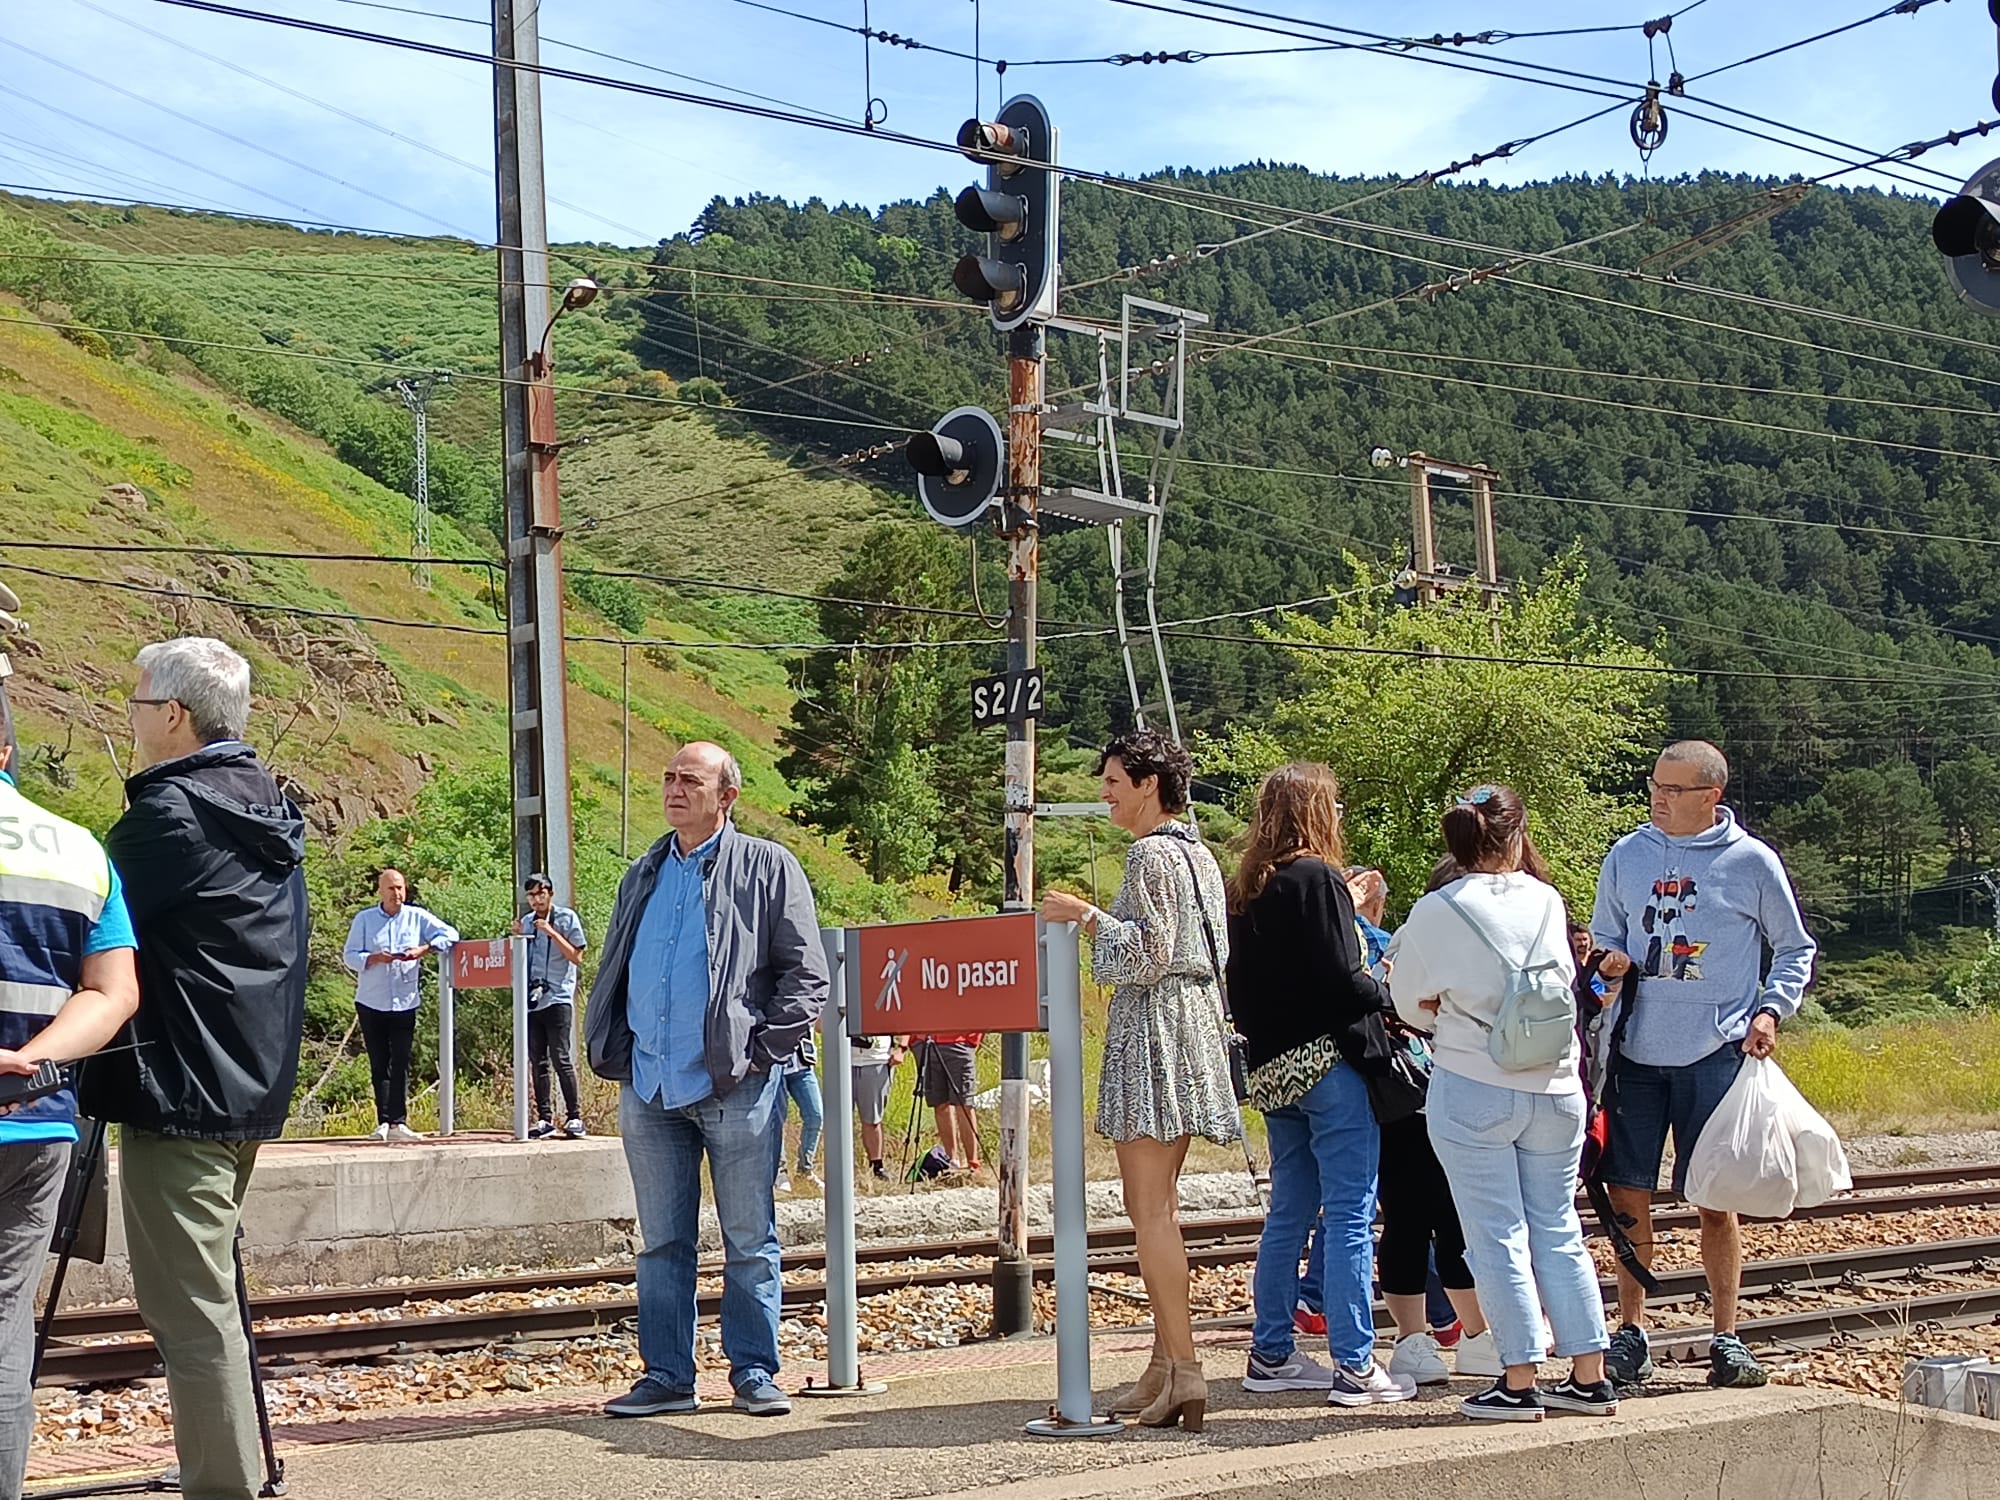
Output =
[{"x1": 537, "y1": 277, "x2": 600, "y2": 359}]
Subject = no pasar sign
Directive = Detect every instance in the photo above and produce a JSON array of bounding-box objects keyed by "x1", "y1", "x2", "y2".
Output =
[{"x1": 851, "y1": 911, "x2": 1042, "y2": 1036}]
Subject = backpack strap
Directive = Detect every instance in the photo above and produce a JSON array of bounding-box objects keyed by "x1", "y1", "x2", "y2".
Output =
[{"x1": 1432, "y1": 880, "x2": 1558, "y2": 1032}]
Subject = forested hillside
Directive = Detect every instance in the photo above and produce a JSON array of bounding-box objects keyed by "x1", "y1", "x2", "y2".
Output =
[{"x1": 639, "y1": 169, "x2": 2000, "y2": 947}]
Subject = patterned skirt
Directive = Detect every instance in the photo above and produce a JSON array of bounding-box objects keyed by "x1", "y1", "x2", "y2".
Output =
[{"x1": 1096, "y1": 973, "x2": 1244, "y2": 1146}]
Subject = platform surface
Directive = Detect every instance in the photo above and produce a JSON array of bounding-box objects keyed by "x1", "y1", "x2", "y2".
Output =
[{"x1": 29, "y1": 1333, "x2": 2000, "y2": 1500}]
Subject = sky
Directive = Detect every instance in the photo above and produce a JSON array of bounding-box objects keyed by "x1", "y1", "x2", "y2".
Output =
[{"x1": 0, "y1": 0, "x2": 1996, "y2": 248}]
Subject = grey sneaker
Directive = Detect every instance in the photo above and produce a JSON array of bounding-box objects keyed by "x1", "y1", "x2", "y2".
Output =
[
  {"x1": 564, "y1": 1118, "x2": 588, "y2": 1138},
  {"x1": 1606, "y1": 1323, "x2": 1654, "y2": 1386},
  {"x1": 1242, "y1": 1348, "x2": 1338, "y2": 1391},
  {"x1": 733, "y1": 1377, "x2": 792, "y2": 1416},
  {"x1": 604, "y1": 1378, "x2": 697, "y2": 1417},
  {"x1": 1708, "y1": 1333, "x2": 1767, "y2": 1389},
  {"x1": 1326, "y1": 1361, "x2": 1418, "y2": 1407}
]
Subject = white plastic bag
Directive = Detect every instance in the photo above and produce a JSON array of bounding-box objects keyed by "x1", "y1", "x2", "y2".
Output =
[{"x1": 1685, "y1": 1055, "x2": 1850, "y2": 1217}]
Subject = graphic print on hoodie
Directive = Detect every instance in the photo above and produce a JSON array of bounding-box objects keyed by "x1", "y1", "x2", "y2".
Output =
[{"x1": 1591, "y1": 807, "x2": 1817, "y2": 1069}]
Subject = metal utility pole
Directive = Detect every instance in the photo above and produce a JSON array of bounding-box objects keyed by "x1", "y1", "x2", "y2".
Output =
[
  {"x1": 1403, "y1": 451, "x2": 1503, "y2": 637},
  {"x1": 393, "y1": 371, "x2": 448, "y2": 588},
  {"x1": 492, "y1": 0, "x2": 575, "y2": 908},
  {"x1": 995, "y1": 322, "x2": 1042, "y2": 1338}
]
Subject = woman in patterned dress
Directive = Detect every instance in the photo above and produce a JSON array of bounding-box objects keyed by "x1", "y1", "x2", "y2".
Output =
[{"x1": 1041, "y1": 730, "x2": 1240, "y2": 1431}]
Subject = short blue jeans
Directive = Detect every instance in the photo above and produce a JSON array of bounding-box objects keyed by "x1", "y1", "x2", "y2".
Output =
[
  {"x1": 1425, "y1": 1068, "x2": 1607, "y2": 1368},
  {"x1": 1602, "y1": 1044, "x2": 1745, "y2": 1196},
  {"x1": 1252, "y1": 1062, "x2": 1379, "y2": 1369},
  {"x1": 620, "y1": 1069, "x2": 785, "y2": 1394}
]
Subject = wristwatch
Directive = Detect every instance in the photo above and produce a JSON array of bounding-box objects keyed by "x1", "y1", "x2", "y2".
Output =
[{"x1": 1754, "y1": 1005, "x2": 1782, "y2": 1027}]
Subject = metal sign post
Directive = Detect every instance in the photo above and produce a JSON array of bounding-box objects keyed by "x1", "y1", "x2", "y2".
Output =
[
  {"x1": 511, "y1": 935, "x2": 530, "y2": 1141},
  {"x1": 1025, "y1": 918, "x2": 1120, "y2": 1437},
  {"x1": 802, "y1": 927, "x2": 884, "y2": 1398},
  {"x1": 437, "y1": 961, "x2": 456, "y2": 1137}
]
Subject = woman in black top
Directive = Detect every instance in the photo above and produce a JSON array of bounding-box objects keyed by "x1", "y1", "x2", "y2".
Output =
[{"x1": 1227, "y1": 763, "x2": 1414, "y2": 1406}]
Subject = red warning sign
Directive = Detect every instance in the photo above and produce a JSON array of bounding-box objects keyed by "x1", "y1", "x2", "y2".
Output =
[
  {"x1": 852, "y1": 912, "x2": 1041, "y2": 1036},
  {"x1": 451, "y1": 938, "x2": 513, "y2": 990}
]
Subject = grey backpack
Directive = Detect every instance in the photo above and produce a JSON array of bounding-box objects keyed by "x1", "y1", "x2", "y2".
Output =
[{"x1": 1437, "y1": 883, "x2": 1576, "y2": 1072}]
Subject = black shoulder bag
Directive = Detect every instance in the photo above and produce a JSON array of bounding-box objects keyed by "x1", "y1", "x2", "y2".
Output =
[{"x1": 1163, "y1": 837, "x2": 1250, "y2": 1105}]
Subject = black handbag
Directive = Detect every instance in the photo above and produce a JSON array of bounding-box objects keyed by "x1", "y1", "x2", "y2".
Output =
[
  {"x1": 1358, "y1": 1018, "x2": 1430, "y2": 1126},
  {"x1": 1165, "y1": 837, "x2": 1251, "y2": 1106}
]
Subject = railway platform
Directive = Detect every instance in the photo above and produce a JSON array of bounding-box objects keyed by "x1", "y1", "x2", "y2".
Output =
[{"x1": 27, "y1": 1333, "x2": 1999, "y2": 1500}]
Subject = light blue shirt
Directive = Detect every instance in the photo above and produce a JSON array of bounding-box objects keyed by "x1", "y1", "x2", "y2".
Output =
[
  {"x1": 519, "y1": 904, "x2": 587, "y2": 1009},
  {"x1": 628, "y1": 827, "x2": 721, "y2": 1109},
  {"x1": 343, "y1": 903, "x2": 460, "y2": 1013}
]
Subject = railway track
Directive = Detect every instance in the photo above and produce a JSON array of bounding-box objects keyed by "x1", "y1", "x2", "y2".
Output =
[{"x1": 36, "y1": 1162, "x2": 2000, "y2": 1387}]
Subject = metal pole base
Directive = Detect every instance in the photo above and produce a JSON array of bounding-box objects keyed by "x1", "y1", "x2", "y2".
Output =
[
  {"x1": 797, "y1": 1377, "x2": 889, "y2": 1398},
  {"x1": 1024, "y1": 1412, "x2": 1125, "y2": 1439}
]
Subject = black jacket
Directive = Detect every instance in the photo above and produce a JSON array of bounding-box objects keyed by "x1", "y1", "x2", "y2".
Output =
[
  {"x1": 1225, "y1": 856, "x2": 1387, "y2": 1073},
  {"x1": 82, "y1": 742, "x2": 309, "y2": 1141}
]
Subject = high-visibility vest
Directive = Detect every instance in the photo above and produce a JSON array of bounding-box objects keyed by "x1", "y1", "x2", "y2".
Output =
[{"x1": 0, "y1": 774, "x2": 112, "y2": 1142}]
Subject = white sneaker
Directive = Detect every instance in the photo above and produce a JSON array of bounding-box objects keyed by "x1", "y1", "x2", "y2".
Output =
[
  {"x1": 387, "y1": 1123, "x2": 424, "y2": 1142},
  {"x1": 1243, "y1": 1348, "x2": 1338, "y2": 1391},
  {"x1": 1326, "y1": 1360, "x2": 1418, "y2": 1406},
  {"x1": 1388, "y1": 1331, "x2": 1451, "y2": 1386},
  {"x1": 1455, "y1": 1329, "x2": 1504, "y2": 1379},
  {"x1": 774, "y1": 1173, "x2": 792, "y2": 1194},
  {"x1": 368, "y1": 1124, "x2": 391, "y2": 1143}
]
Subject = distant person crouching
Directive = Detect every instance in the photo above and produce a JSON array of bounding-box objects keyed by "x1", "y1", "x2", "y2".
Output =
[{"x1": 83, "y1": 637, "x2": 309, "y2": 1500}]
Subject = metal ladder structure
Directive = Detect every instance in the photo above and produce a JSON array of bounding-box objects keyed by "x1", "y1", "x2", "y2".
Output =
[{"x1": 1042, "y1": 294, "x2": 1209, "y2": 742}]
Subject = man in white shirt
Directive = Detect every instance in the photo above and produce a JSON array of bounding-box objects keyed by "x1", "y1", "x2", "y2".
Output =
[{"x1": 341, "y1": 869, "x2": 459, "y2": 1141}]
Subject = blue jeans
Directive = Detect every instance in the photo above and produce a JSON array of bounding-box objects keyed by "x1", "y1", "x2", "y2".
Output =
[
  {"x1": 780, "y1": 1063, "x2": 824, "y2": 1174},
  {"x1": 1426, "y1": 1068, "x2": 1607, "y2": 1368},
  {"x1": 620, "y1": 1070, "x2": 785, "y2": 1393},
  {"x1": 1253, "y1": 1062, "x2": 1379, "y2": 1368}
]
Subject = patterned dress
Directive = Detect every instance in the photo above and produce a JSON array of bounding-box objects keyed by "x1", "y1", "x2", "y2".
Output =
[{"x1": 1092, "y1": 822, "x2": 1244, "y2": 1145}]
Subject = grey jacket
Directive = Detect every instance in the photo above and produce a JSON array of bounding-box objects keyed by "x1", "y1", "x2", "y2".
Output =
[{"x1": 585, "y1": 820, "x2": 827, "y2": 1099}]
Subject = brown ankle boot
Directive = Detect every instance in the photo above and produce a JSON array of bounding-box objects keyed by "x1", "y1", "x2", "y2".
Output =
[
  {"x1": 1108, "y1": 1350, "x2": 1170, "y2": 1418},
  {"x1": 1136, "y1": 1359, "x2": 1207, "y2": 1431}
]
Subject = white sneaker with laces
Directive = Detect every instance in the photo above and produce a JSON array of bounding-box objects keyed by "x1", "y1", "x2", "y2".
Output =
[
  {"x1": 774, "y1": 1173, "x2": 792, "y2": 1194},
  {"x1": 1326, "y1": 1360, "x2": 1418, "y2": 1407},
  {"x1": 1388, "y1": 1331, "x2": 1451, "y2": 1386},
  {"x1": 368, "y1": 1123, "x2": 391, "y2": 1143},
  {"x1": 1455, "y1": 1329, "x2": 1504, "y2": 1378},
  {"x1": 1242, "y1": 1348, "x2": 1339, "y2": 1392},
  {"x1": 387, "y1": 1123, "x2": 424, "y2": 1142}
]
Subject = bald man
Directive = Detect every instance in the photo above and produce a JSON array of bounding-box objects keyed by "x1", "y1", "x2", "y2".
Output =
[
  {"x1": 586, "y1": 742, "x2": 828, "y2": 1419},
  {"x1": 342, "y1": 868, "x2": 458, "y2": 1142}
]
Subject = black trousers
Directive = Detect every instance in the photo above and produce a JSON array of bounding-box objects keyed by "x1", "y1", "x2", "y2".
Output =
[
  {"x1": 357, "y1": 1004, "x2": 417, "y2": 1125},
  {"x1": 1377, "y1": 1113, "x2": 1475, "y2": 1296},
  {"x1": 529, "y1": 1003, "x2": 582, "y2": 1123}
]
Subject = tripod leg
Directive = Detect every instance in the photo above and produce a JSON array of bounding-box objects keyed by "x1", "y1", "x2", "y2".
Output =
[
  {"x1": 231, "y1": 1228, "x2": 285, "y2": 1497},
  {"x1": 32, "y1": 1116, "x2": 107, "y2": 1380}
]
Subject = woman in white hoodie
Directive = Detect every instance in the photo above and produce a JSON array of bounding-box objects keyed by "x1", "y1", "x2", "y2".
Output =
[{"x1": 1385, "y1": 785, "x2": 1616, "y2": 1424}]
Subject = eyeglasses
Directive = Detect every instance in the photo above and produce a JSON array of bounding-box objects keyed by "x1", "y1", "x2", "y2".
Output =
[
  {"x1": 1646, "y1": 777, "x2": 1718, "y2": 797},
  {"x1": 126, "y1": 696, "x2": 177, "y2": 709}
]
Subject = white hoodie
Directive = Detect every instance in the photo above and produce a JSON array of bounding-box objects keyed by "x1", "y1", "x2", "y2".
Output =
[{"x1": 1385, "y1": 872, "x2": 1580, "y2": 1096}]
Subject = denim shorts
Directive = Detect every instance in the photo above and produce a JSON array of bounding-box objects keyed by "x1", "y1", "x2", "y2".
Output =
[{"x1": 1601, "y1": 1045, "x2": 1745, "y2": 1195}]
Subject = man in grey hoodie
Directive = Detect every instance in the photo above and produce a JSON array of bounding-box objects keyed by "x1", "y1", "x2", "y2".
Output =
[{"x1": 1589, "y1": 740, "x2": 1816, "y2": 1392}]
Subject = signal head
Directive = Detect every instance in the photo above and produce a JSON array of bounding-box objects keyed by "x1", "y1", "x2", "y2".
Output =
[
  {"x1": 953, "y1": 255, "x2": 1028, "y2": 313},
  {"x1": 908, "y1": 406, "x2": 1005, "y2": 530},
  {"x1": 954, "y1": 185, "x2": 1028, "y2": 240},
  {"x1": 1934, "y1": 157, "x2": 2000, "y2": 316},
  {"x1": 957, "y1": 118, "x2": 1022, "y2": 171}
]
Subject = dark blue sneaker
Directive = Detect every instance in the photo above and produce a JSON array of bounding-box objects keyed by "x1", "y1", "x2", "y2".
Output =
[
  {"x1": 733, "y1": 1377, "x2": 792, "y2": 1416},
  {"x1": 1541, "y1": 1376, "x2": 1619, "y2": 1416},
  {"x1": 605, "y1": 1377, "x2": 697, "y2": 1417},
  {"x1": 1708, "y1": 1333, "x2": 1767, "y2": 1389},
  {"x1": 1606, "y1": 1323, "x2": 1654, "y2": 1386}
]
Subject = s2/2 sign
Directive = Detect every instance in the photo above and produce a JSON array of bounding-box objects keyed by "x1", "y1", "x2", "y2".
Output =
[{"x1": 970, "y1": 668, "x2": 1043, "y2": 728}]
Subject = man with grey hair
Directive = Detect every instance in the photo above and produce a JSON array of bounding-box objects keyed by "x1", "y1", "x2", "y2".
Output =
[
  {"x1": 1589, "y1": 738, "x2": 1816, "y2": 1394},
  {"x1": 586, "y1": 741, "x2": 827, "y2": 1419},
  {"x1": 82, "y1": 637, "x2": 307, "y2": 1500}
]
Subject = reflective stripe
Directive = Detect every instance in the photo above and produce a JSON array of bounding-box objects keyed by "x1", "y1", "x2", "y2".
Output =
[
  {"x1": 0, "y1": 980, "x2": 69, "y2": 1017},
  {"x1": 0, "y1": 781, "x2": 111, "y2": 895},
  {"x1": 0, "y1": 872, "x2": 106, "y2": 922}
]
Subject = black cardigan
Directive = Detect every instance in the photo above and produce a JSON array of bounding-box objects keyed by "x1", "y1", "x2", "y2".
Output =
[{"x1": 1224, "y1": 856, "x2": 1388, "y2": 1073}]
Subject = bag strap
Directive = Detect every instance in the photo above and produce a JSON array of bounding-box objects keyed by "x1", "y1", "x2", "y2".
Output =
[
  {"x1": 1162, "y1": 837, "x2": 1232, "y2": 1019},
  {"x1": 1437, "y1": 879, "x2": 1557, "y2": 971}
]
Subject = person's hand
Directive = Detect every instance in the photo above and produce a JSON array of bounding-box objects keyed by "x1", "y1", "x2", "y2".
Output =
[
  {"x1": 534, "y1": 918, "x2": 557, "y2": 938},
  {"x1": 1379, "y1": 958, "x2": 1393, "y2": 979},
  {"x1": 403, "y1": 945, "x2": 430, "y2": 961},
  {"x1": 889, "y1": 1043, "x2": 907, "y2": 1066},
  {"x1": 366, "y1": 951, "x2": 396, "y2": 968},
  {"x1": 1743, "y1": 1011, "x2": 1779, "y2": 1059},
  {"x1": 1418, "y1": 998, "x2": 1441, "y2": 1016},
  {"x1": 1596, "y1": 948, "x2": 1633, "y2": 979},
  {"x1": 1039, "y1": 890, "x2": 1094, "y2": 926},
  {"x1": 0, "y1": 1047, "x2": 32, "y2": 1116}
]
